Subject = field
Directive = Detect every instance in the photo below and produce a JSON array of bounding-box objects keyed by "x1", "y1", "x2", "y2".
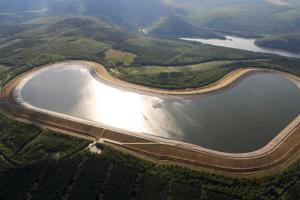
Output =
[
  {"x1": 115, "y1": 61, "x2": 233, "y2": 88},
  {"x1": 105, "y1": 49, "x2": 137, "y2": 67}
]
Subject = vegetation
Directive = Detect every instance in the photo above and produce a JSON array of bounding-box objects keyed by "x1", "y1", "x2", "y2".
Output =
[
  {"x1": 186, "y1": 0, "x2": 300, "y2": 36},
  {"x1": 115, "y1": 58, "x2": 300, "y2": 89},
  {"x1": 147, "y1": 15, "x2": 224, "y2": 39},
  {"x1": 255, "y1": 33, "x2": 300, "y2": 53},
  {"x1": 136, "y1": 173, "x2": 169, "y2": 200},
  {"x1": 169, "y1": 182, "x2": 202, "y2": 200},
  {"x1": 13, "y1": 129, "x2": 87, "y2": 163},
  {"x1": 0, "y1": 161, "x2": 47, "y2": 200},
  {"x1": 103, "y1": 164, "x2": 138, "y2": 200},
  {"x1": 1, "y1": 0, "x2": 300, "y2": 37},
  {"x1": 120, "y1": 36, "x2": 268, "y2": 66},
  {"x1": 0, "y1": 113, "x2": 41, "y2": 158},
  {"x1": 0, "y1": 16, "x2": 270, "y2": 69},
  {"x1": 105, "y1": 49, "x2": 137, "y2": 67},
  {"x1": 31, "y1": 156, "x2": 82, "y2": 200},
  {"x1": 116, "y1": 61, "x2": 235, "y2": 89},
  {"x1": 1, "y1": 15, "x2": 291, "y2": 91},
  {"x1": 68, "y1": 155, "x2": 110, "y2": 200}
]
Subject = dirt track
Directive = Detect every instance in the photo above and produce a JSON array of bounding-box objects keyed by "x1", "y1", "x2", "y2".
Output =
[{"x1": 1, "y1": 60, "x2": 300, "y2": 175}]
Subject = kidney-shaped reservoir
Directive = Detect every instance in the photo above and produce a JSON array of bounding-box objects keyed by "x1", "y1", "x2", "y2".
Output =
[{"x1": 17, "y1": 63, "x2": 300, "y2": 153}]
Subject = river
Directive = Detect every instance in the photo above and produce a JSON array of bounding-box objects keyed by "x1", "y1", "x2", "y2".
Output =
[{"x1": 181, "y1": 36, "x2": 300, "y2": 58}]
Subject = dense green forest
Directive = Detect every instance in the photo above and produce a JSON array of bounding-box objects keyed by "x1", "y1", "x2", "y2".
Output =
[{"x1": 256, "y1": 33, "x2": 300, "y2": 53}]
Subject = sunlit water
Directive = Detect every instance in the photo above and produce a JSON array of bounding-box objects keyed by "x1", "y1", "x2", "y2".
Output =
[
  {"x1": 18, "y1": 63, "x2": 300, "y2": 153},
  {"x1": 181, "y1": 36, "x2": 300, "y2": 58}
]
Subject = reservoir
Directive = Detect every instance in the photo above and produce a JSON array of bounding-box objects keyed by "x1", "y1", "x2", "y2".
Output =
[
  {"x1": 15, "y1": 62, "x2": 300, "y2": 153},
  {"x1": 181, "y1": 36, "x2": 300, "y2": 58}
]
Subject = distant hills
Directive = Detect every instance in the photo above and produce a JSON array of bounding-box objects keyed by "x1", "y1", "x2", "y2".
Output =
[
  {"x1": 255, "y1": 33, "x2": 300, "y2": 53},
  {"x1": 0, "y1": 0, "x2": 300, "y2": 43},
  {"x1": 146, "y1": 15, "x2": 224, "y2": 39}
]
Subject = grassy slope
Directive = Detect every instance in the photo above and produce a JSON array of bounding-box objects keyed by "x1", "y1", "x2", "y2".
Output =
[
  {"x1": 105, "y1": 49, "x2": 137, "y2": 66},
  {"x1": 0, "y1": 16, "x2": 127, "y2": 66},
  {"x1": 116, "y1": 61, "x2": 236, "y2": 89},
  {"x1": 115, "y1": 58, "x2": 300, "y2": 89},
  {"x1": 255, "y1": 33, "x2": 300, "y2": 53}
]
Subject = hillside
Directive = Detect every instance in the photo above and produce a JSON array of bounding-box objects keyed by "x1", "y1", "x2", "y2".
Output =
[
  {"x1": 1, "y1": 0, "x2": 300, "y2": 38},
  {"x1": 185, "y1": 0, "x2": 300, "y2": 36},
  {"x1": 0, "y1": 16, "x2": 130, "y2": 66},
  {"x1": 0, "y1": 14, "x2": 271, "y2": 69},
  {"x1": 147, "y1": 15, "x2": 224, "y2": 39},
  {"x1": 0, "y1": 0, "x2": 170, "y2": 31},
  {"x1": 255, "y1": 33, "x2": 300, "y2": 53}
]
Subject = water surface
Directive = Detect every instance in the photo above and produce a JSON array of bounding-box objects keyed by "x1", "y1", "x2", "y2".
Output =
[
  {"x1": 18, "y1": 63, "x2": 300, "y2": 153},
  {"x1": 182, "y1": 36, "x2": 300, "y2": 58}
]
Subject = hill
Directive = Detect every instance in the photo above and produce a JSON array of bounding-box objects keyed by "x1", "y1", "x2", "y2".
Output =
[
  {"x1": 186, "y1": 0, "x2": 300, "y2": 36},
  {"x1": 255, "y1": 33, "x2": 300, "y2": 53},
  {"x1": 0, "y1": 16, "x2": 129, "y2": 66},
  {"x1": 147, "y1": 15, "x2": 224, "y2": 39},
  {"x1": 0, "y1": 14, "x2": 270, "y2": 68},
  {"x1": 1, "y1": 0, "x2": 300, "y2": 38}
]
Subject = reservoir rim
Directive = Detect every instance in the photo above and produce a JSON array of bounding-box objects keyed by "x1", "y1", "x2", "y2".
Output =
[{"x1": 9, "y1": 60, "x2": 300, "y2": 158}]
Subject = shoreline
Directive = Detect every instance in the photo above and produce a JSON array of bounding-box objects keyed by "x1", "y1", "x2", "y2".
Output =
[
  {"x1": 86, "y1": 61, "x2": 262, "y2": 95},
  {"x1": 1, "y1": 60, "x2": 300, "y2": 175},
  {"x1": 83, "y1": 60, "x2": 300, "y2": 95}
]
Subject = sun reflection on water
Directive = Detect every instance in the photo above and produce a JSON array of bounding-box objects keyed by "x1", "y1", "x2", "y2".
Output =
[{"x1": 73, "y1": 67, "x2": 182, "y2": 138}]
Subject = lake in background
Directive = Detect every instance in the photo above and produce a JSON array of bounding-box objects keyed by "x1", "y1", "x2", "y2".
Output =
[
  {"x1": 17, "y1": 63, "x2": 300, "y2": 153},
  {"x1": 181, "y1": 36, "x2": 300, "y2": 58}
]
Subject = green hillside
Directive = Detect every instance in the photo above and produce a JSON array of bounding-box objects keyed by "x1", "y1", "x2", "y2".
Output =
[
  {"x1": 147, "y1": 15, "x2": 224, "y2": 39},
  {"x1": 255, "y1": 33, "x2": 300, "y2": 53},
  {"x1": 185, "y1": 0, "x2": 300, "y2": 36},
  {"x1": 0, "y1": 16, "x2": 128, "y2": 66},
  {"x1": 1, "y1": 0, "x2": 300, "y2": 38},
  {"x1": 0, "y1": 15, "x2": 270, "y2": 68}
]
